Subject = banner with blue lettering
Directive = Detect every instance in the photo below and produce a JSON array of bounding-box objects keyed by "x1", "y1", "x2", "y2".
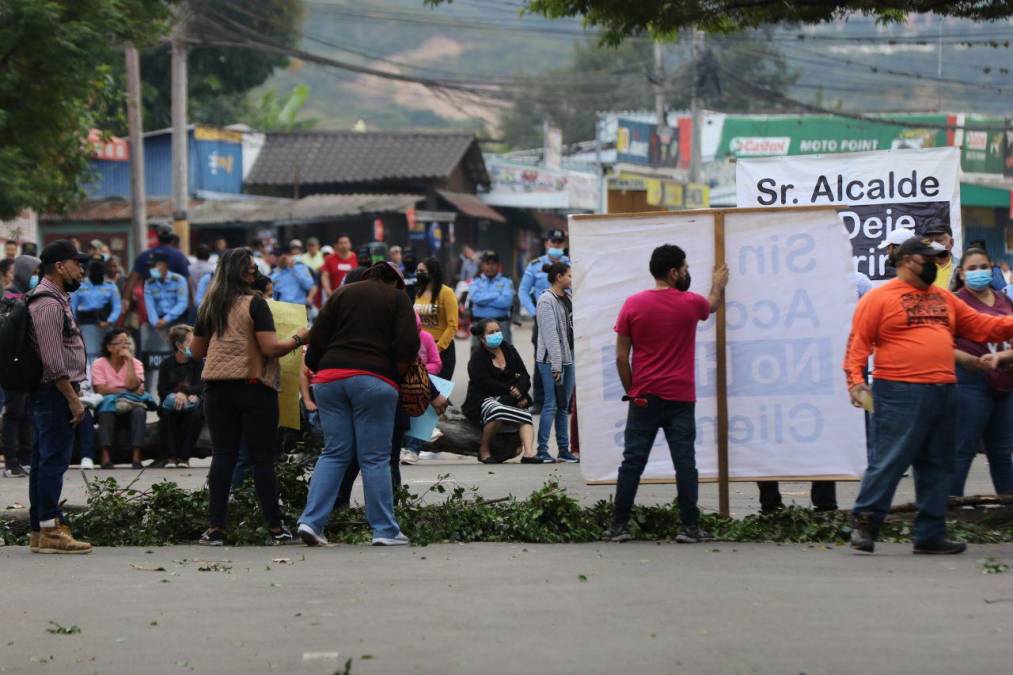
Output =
[
  {"x1": 735, "y1": 147, "x2": 961, "y2": 281},
  {"x1": 569, "y1": 207, "x2": 865, "y2": 484}
]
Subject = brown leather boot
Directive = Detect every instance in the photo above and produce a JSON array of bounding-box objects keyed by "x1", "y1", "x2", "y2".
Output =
[
  {"x1": 29, "y1": 531, "x2": 39, "y2": 552},
  {"x1": 36, "y1": 525, "x2": 92, "y2": 554}
]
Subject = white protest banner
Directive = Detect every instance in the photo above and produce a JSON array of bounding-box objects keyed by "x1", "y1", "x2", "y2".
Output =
[
  {"x1": 735, "y1": 147, "x2": 961, "y2": 281},
  {"x1": 569, "y1": 207, "x2": 866, "y2": 484}
]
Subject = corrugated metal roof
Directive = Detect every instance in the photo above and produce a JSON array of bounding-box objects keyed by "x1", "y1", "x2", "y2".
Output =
[
  {"x1": 245, "y1": 131, "x2": 489, "y2": 188},
  {"x1": 44, "y1": 194, "x2": 424, "y2": 225}
]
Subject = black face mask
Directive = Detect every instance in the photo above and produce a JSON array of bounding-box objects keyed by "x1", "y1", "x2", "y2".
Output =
[
  {"x1": 415, "y1": 272, "x2": 429, "y2": 288},
  {"x1": 64, "y1": 277, "x2": 82, "y2": 293},
  {"x1": 674, "y1": 271, "x2": 691, "y2": 292},
  {"x1": 915, "y1": 261, "x2": 937, "y2": 286}
]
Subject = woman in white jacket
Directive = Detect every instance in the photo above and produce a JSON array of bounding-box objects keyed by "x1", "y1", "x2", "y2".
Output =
[{"x1": 535, "y1": 261, "x2": 578, "y2": 463}]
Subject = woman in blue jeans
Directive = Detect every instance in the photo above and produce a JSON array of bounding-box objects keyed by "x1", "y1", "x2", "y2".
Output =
[
  {"x1": 297, "y1": 262, "x2": 420, "y2": 547},
  {"x1": 534, "y1": 262, "x2": 578, "y2": 463},
  {"x1": 950, "y1": 248, "x2": 1013, "y2": 496}
]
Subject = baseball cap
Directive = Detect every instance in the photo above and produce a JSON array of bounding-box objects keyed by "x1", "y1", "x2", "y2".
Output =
[
  {"x1": 40, "y1": 240, "x2": 90, "y2": 266},
  {"x1": 878, "y1": 228, "x2": 915, "y2": 249},
  {"x1": 275, "y1": 243, "x2": 292, "y2": 255},
  {"x1": 922, "y1": 222, "x2": 952, "y2": 236},
  {"x1": 480, "y1": 250, "x2": 499, "y2": 263},
  {"x1": 546, "y1": 229, "x2": 566, "y2": 242},
  {"x1": 289, "y1": 239, "x2": 304, "y2": 250},
  {"x1": 896, "y1": 238, "x2": 945, "y2": 259}
]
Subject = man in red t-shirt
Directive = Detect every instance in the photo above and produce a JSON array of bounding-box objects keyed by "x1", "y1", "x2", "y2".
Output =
[
  {"x1": 605, "y1": 244, "x2": 728, "y2": 544},
  {"x1": 320, "y1": 234, "x2": 357, "y2": 298}
]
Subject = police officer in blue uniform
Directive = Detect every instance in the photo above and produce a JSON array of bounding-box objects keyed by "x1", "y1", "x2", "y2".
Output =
[
  {"x1": 518, "y1": 229, "x2": 569, "y2": 411},
  {"x1": 71, "y1": 259, "x2": 123, "y2": 360},
  {"x1": 142, "y1": 253, "x2": 189, "y2": 395},
  {"x1": 469, "y1": 250, "x2": 515, "y2": 345},
  {"x1": 270, "y1": 243, "x2": 316, "y2": 306}
]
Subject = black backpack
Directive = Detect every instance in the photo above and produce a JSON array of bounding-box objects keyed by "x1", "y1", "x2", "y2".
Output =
[{"x1": 0, "y1": 289, "x2": 56, "y2": 392}]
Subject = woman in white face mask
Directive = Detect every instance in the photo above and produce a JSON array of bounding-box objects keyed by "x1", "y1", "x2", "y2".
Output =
[
  {"x1": 462, "y1": 319, "x2": 538, "y2": 463},
  {"x1": 950, "y1": 248, "x2": 1013, "y2": 497}
]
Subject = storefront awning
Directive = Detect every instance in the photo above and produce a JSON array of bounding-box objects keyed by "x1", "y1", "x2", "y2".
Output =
[
  {"x1": 437, "y1": 189, "x2": 506, "y2": 223},
  {"x1": 960, "y1": 181, "x2": 1012, "y2": 210}
]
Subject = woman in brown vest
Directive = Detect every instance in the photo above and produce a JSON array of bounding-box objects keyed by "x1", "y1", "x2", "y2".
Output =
[{"x1": 190, "y1": 248, "x2": 309, "y2": 546}]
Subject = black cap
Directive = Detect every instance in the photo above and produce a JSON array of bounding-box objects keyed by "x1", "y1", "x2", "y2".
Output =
[
  {"x1": 546, "y1": 229, "x2": 566, "y2": 242},
  {"x1": 275, "y1": 243, "x2": 292, "y2": 255},
  {"x1": 40, "y1": 239, "x2": 90, "y2": 266},
  {"x1": 480, "y1": 250, "x2": 499, "y2": 263},
  {"x1": 156, "y1": 224, "x2": 174, "y2": 240},
  {"x1": 896, "y1": 238, "x2": 945, "y2": 260},
  {"x1": 921, "y1": 222, "x2": 952, "y2": 236}
]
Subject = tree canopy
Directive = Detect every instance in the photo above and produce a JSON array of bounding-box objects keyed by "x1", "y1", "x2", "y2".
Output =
[
  {"x1": 0, "y1": 0, "x2": 173, "y2": 221},
  {"x1": 429, "y1": 1, "x2": 1013, "y2": 44}
]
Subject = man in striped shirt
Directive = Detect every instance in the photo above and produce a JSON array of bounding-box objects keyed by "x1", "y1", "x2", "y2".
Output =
[{"x1": 27, "y1": 240, "x2": 92, "y2": 554}]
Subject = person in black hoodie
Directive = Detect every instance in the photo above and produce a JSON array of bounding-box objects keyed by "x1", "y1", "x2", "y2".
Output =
[
  {"x1": 463, "y1": 319, "x2": 540, "y2": 463},
  {"x1": 156, "y1": 325, "x2": 204, "y2": 468}
]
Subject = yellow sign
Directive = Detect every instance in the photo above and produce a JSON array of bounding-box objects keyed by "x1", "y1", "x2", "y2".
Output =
[
  {"x1": 267, "y1": 300, "x2": 307, "y2": 430},
  {"x1": 194, "y1": 126, "x2": 243, "y2": 143},
  {"x1": 611, "y1": 170, "x2": 711, "y2": 209}
]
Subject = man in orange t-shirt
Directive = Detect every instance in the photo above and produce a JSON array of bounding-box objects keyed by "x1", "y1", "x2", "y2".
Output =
[{"x1": 844, "y1": 238, "x2": 1013, "y2": 555}]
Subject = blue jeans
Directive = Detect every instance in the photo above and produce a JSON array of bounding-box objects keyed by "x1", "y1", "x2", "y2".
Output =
[
  {"x1": 950, "y1": 366, "x2": 1013, "y2": 496},
  {"x1": 536, "y1": 362, "x2": 575, "y2": 456},
  {"x1": 853, "y1": 380, "x2": 956, "y2": 543},
  {"x1": 29, "y1": 387, "x2": 76, "y2": 531},
  {"x1": 299, "y1": 377, "x2": 400, "y2": 539},
  {"x1": 613, "y1": 397, "x2": 698, "y2": 529},
  {"x1": 76, "y1": 408, "x2": 95, "y2": 462}
]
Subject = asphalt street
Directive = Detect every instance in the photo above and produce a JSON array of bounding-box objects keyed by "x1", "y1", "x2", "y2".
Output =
[{"x1": 2, "y1": 541, "x2": 1012, "y2": 675}]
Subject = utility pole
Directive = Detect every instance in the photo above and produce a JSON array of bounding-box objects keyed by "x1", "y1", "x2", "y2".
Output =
[
  {"x1": 689, "y1": 29, "x2": 704, "y2": 184},
  {"x1": 125, "y1": 44, "x2": 147, "y2": 260},
  {"x1": 171, "y1": 5, "x2": 190, "y2": 254},
  {"x1": 653, "y1": 40, "x2": 666, "y2": 132}
]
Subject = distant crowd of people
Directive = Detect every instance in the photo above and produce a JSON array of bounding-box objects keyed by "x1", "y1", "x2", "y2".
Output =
[{"x1": 6, "y1": 217, "x2": 1011, "y2": 555}]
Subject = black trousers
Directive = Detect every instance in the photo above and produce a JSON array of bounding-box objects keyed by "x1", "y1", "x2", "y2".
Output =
[
  {"x1": 204, "y1": 382, "x2": 281, "y2": 529},
  {"x1": 757, "y1": 481, "x2": 838, "y2": 512},
  {"x1": 438, "y1": 345, "x2": 456, "y2": 381},
  {"x1": 158, "y1": 408, "x2": 204, "y2": 461},
  {"x1": 97, "y1": 407, "x2": 146, "y2": 449},
  {"x1": 335, "y1": 429, "x2": 404, "y2": 511},
  {"x1": 2, "y1": 392, "x2": 33, "y2": 469}
]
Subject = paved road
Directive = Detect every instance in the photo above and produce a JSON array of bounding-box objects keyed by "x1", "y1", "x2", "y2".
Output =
[{"x1": 2, "y1": 541, "x2": 1011, "y2": 675}]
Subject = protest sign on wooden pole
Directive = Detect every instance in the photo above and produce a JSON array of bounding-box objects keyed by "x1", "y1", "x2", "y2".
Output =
[{"x1": 713, "y1": 211, "x2": 730, "y2": 518}]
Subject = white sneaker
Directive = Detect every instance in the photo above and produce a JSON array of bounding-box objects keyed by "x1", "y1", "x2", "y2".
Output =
[
  {"x1": 418, "y1": 451, "x2": 442, "y2": 461},
  {"x1": 80, "y1": 458, "x2": 95, "y2": 470},
  {"x1": 371, "y1": 533, "x2": 410, "y2": 546},
  {"x1": 297, "y1": 523, "x2": 328, "y2": 547},
  {"x1": 400, "y1": 450, "x2": 418, "y2": 465}
]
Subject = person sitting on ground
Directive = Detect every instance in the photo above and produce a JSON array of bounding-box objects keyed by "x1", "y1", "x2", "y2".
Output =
[
  {"x1": 92, "y1": 329, "x2": 147, "y2": 469},
  {"x1": 156, "y1": 325, "x2": 205, "y2": 469},
  {"x1": 463, "y1": 319, "x2": 538, "y2": 464}
]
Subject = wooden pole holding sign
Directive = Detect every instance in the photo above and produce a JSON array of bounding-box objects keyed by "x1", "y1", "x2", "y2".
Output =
[{"x1": 713, "y1": 211, "x2": 730, "y2": 518}]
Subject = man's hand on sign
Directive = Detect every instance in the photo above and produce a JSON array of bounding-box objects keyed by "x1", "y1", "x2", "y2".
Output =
[
  {"x1": 712, "y1": 263, "x2": 730, "y2": 290},
  {"x1": 848, "y1": 382, "x2": 873, "y2": 411}
]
